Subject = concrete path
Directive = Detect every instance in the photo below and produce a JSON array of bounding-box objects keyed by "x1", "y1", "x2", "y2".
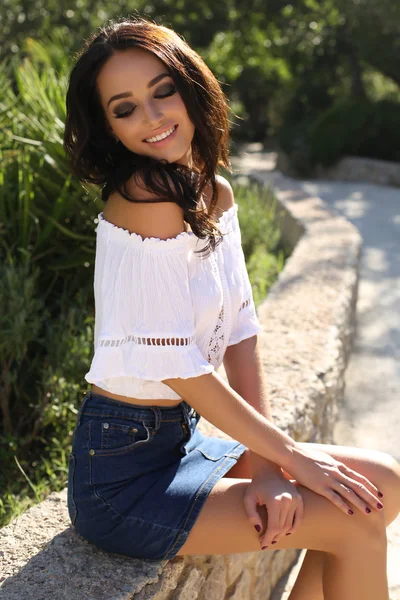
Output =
[{"x1": 231, "y1": 145, "x2": 400, "y2": 598}]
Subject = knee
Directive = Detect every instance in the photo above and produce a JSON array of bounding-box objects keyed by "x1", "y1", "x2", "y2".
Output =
[
  {"x1": 331, "y1": 505, "x2": 387, "y2": 558},
  {"x1": 371, "y1": 451, "x2": 400, "y2": 523}
]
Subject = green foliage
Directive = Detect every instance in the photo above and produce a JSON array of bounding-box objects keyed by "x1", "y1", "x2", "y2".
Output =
[
  {"x1": 229, "y1": 176, "x2": 288, "y2": 306},
  {"x1": 2, "y1": 0, "x2": 400, "y2": 148},
  {"x1": 0, "y1": 41, "x2": 100, "y2": 527},
  {"x1": 309, "y1": 98, "x2": 400, "y2": 167},
  {"x1": 278, "y1": 97, "x2": 400, "y2": 174},
  {"x1": 277, "y1": 116, "x2": 316, "y2": 177}
]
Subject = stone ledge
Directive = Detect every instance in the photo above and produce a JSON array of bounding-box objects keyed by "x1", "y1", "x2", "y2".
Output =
[
  {"x1": 314, "y1": 156, "x2": 400, "y2": 187},
  {"x1": 0, "y1": 168, "x2": 362, "y2": 599},
  {"x1": 277, "y1": 149, "x2": 400, "y2": 187}
]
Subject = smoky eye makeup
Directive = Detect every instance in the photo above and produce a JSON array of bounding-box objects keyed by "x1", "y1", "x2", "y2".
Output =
[{"x1": 111, "y1": 83, "x2": 177, "y2": 118}]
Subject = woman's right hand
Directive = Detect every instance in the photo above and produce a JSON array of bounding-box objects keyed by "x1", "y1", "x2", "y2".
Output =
[{"x1": 283, "y1": 443, "x2": 384, "y2": 516}]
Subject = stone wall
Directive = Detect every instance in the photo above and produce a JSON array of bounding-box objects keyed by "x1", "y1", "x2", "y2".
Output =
[
  {"x1": 277, "y1": 149, "x2": 400, "y2": 187},
  {"x1": 0, "y1": 170, "x2": 362, "y2": 599}
]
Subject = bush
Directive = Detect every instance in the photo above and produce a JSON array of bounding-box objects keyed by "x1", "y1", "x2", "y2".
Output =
[
  {"x1": 309, "y1": 98, "x2": 400, "y2": 166},
  {"x1": 277, "y1": 116, "x2": 316, "y2": 177}
]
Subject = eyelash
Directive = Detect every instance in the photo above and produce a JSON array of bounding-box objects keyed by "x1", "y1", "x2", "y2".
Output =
[{"x1": 113, "y1": 87, "x2": 177, "y2": 119}]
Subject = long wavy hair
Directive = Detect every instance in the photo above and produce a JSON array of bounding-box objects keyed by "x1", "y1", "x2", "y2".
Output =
[{"x1": 63, "y1": 15, "x2": 234, "y2": 256}]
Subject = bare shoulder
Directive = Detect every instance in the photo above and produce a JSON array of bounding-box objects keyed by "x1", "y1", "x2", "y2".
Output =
[
  {"x1": 102, "y1": 172, "x2": 235, "y2": 241},
  {"x1": 203, "y1": 174, "x2": 235, "y2": 219},
  {"x1": 103, "y1": 173, "x2": 186, "y2": 241},
  {"x1": 215, "y1": 175, "x2": 235, "y2": 213}
]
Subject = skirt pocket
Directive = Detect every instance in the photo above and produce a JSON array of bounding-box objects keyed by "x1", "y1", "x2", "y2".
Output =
[
  {"x1": 88, "y1": 417, "x2": 152, "y2": 457},
  {"x1": 87, "y1": 417, "x2": 185, "y2": 490}
]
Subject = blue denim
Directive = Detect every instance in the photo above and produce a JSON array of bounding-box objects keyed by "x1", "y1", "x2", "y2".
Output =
[{"x1": 67, "y1": 390, "x2": 246, "y2": 560}]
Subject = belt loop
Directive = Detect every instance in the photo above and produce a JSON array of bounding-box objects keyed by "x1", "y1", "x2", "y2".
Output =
[
  {"x1": 182, "y1": 401, "x2": 192, "y2": 429},
  {"x1": 150, "y1": 406, "x2": 161, "y2": 432}
]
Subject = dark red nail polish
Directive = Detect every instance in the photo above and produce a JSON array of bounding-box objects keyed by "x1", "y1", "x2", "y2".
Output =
[
  {"x1": 271, "y1": 541, "x2": 277, "y2": 544},
  {"x1": 262, "y1": 545, "x2": 268, "y2": 550},
  {"x1": 286, "y1": 533, "x2": 291, "y2": 536},
  {"x1": 377, "y1": 503, "x2": 383, "y2": 509},
  {"x1": 254, "y1": 524, "x2": 261, "y2": 532},
  {"x1": 348, "y1": 509, "x2": 354, "y2": 515},
  {"x1": 378, "y1": 492, "x2": 384, "y2": 498},
  {"x1": 366, "y1": 507, "x2": 371, "y2": 514}
]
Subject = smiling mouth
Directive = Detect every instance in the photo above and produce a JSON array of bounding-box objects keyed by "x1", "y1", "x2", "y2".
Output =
[{"x1": 143, "y1": 124, "x2": 178, "y2": 143}]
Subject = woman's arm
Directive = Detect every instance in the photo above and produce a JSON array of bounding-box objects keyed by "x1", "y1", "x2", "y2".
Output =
[
  {"x1": 223, "y1": 335, "x2": 284, "y2": 476},
  {"x1": 162, "y1": 370, "x2": 296, "y2": 468},
  {"x1": 163, "y1": 370, "x2": 384, "y2": 518}
]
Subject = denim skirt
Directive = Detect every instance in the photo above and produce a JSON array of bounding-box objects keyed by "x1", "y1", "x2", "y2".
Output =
[{"x1": 67, "y1": 390, "x2": 247, "y2": 561}]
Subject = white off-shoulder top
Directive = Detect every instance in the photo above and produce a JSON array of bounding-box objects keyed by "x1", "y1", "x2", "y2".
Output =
[{"x1": 84, "y1": 203, "x2": 263, "y2": 400}]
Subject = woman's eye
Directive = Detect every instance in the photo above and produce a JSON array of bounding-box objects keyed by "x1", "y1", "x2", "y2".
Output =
[
  {"x1": 113, "y1": 108, "x2": 134, "y2": 119},
  {"x1": 112, "y1": 86, "x2": 177, "y2": 119},
  {"x1": 155, "y1": 86, "x2": 177, "y2": 99}
]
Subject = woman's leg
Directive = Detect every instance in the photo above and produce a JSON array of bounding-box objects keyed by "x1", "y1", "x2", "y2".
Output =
[{"x1": 222, "y1": 443, "x2": 400, "y2": 599}]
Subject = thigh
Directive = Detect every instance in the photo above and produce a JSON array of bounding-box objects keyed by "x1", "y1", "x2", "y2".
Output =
[
  {"x1": 224, "y1": 443, "x2": 400, "y2": 525},
  {"x1": 176, "y1": 470, "x2": 386, "y2": 557},
  {"x1": 296, "y1": 442, "x2": 400, "y2": 525}
]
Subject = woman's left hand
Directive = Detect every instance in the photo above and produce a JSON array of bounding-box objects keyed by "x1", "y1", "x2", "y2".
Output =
[{"x1": 243, "y1": 472, "x2": 304, "y2": 548}]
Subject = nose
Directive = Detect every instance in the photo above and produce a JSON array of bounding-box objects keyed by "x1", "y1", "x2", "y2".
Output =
[{"x1": 142, "y1": 100, "x2": 164, "y2": 126}]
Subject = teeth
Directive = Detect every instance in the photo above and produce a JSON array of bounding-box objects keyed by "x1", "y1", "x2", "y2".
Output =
[{"x1": 145, "y1": 126, "x2": 176, "y2": 143}]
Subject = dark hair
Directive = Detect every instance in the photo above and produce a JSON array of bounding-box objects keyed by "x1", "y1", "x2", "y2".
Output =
[{"x1": 63, "y1": 15, "x2": 234, "y2": 256}]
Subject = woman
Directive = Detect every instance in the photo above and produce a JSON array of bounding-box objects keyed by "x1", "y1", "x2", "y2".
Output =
[{"x1": 64, "y1": 16, "x2": 400, "y2": 598}]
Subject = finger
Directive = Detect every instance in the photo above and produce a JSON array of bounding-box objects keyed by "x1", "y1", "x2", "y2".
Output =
[
  {"x1": 324, "y1": 487, "x2": 355, "y2": 516},
  {"x1": 269, "y1": 504, "x2": 292, "y2": 546},
  {"x1": 261, "y1": 495, "x2": 293, "y2": 547},
  {"x1": 281, "y1": 507, "x2": 296, "y2": 538},
  {"x1": 243, "y1": 492, "x2": 263, "y2": 534},
  {"x1": 286, "y1": 497, "x2": 304, "y2": 536},
  {"x1": 339, "y1": 466, "x2": 384, "y2": 510},
  {"x1": 333, "y1": 478, "x2": 384, "y2": 515},
  {"x1": 260, "y1": 508, "x2": 284, "y2": 549},
  {"x1": 338, "y1": 463, "x2": 382, "y2": 498}
]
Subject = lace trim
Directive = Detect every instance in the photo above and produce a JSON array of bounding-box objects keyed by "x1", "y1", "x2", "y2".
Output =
[
  {"x1": 206, "y1": 298, "x2": 251, "y2": 364},
  {"x1": 98, "y1": 335, "x2": 195, "y2": 348},
  {"x1": 97, "y1": 298, "x2": 251, "y2": 354},
  {"x1": 207, "y1": 305, "x2": 225, "y2": 364}
]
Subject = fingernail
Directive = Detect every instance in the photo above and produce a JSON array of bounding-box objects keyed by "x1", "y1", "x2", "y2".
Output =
[
  {"x1": 254, "y1": 524, "x2": 261, "y2": 532},
  {"x1": 271, "y1": 541, "x2": 277, "y2": 544},
  {"x1": 348, "y1": 509, "x2": 354, "y2": 515},
  {"x1": 366, "y1": 507, "x2": 371, "y2": 514},
  {"x1": 261, "y1": 546, "x2": 268, "y2": 550},
  {"x1": 378, "y1": 491, "x2": 384, "y2": 498},
  {"x1": 377, "y1": 503, "x2": 383, "y2": 509},
  {"x1": 286, "y1": 533, "x2": 291, "y2": 536}
]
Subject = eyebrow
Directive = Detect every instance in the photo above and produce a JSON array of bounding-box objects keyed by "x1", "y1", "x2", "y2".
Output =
[{"x1": 107, "y1": 72, "x2": 171, "y2": 107}]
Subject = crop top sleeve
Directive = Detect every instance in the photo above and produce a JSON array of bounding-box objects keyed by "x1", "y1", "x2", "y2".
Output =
[
  {"x1": 85, "y1": 219, "x2": 215, "y2": 385},
  {"x1": 228, "y1": 257, "x2": 263, "y2": 347},
  {"x1": 226, "y1": 216, "x2": 263, "y2": 347}
]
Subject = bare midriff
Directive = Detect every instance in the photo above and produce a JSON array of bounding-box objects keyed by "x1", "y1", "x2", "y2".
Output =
[{"x1": 91, "y1": 384, "x2": 183, "y2": 407}]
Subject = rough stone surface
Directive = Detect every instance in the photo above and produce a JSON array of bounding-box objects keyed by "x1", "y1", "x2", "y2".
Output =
[
  {"x1": 134, "y1": 559, "x2": 186, "y2": 600},
  {"x1": 277, "y1": 149, "x2": 400, "y2": 187},
  {"x1": 173, "y1": 566, "x2": 205, "y2": 600},
  {"x1": 314, "y1": 155, "x2": 400, "y2": 187},
  {"x1": 198, "y1": 556, "x2": 226, "y2": 600},
  {"x1": 227, "y1": 569, "x2": 252, "y2": 600},
  {"x1": 0, "y1": 145, "x2": 362, "y2": 598}
]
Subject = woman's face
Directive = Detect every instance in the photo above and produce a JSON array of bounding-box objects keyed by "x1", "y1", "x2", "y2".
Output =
[{"x1": 97, "y1": 48, "x2": 195, "y2": 167}]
